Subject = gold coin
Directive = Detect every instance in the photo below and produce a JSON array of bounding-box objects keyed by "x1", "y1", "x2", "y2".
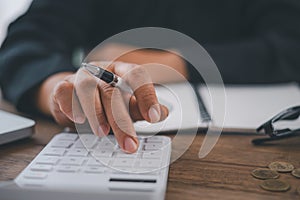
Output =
[
  {"x1": 251, "y1": 168, "x2": 279, "y2": 180},
  {"x1": 260, "y1": 179, "x2": 290, "y2": 192},
  {"x1": 268, "y1": 161, "x2": 294, "y2": 173},
  {"x1": 292, "y1": 168, "x2": 300, "y2": 178}
]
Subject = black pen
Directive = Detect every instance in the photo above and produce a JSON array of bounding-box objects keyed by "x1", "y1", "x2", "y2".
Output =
[{"x1": 82, "y1": 62, "x2": 132, "y2": 93}]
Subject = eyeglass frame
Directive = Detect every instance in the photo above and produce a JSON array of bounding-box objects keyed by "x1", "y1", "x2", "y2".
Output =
[{"x1": 253, "y1": 106, "x2": 300, "y2": 144}]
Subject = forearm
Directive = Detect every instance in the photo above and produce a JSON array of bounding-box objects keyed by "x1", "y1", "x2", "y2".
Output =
[
  {"x1": 119, "y1": 50, "x2": 188, "y2": 83},
  {"x1": 91, "y1": 44, "x2": 189, "y2": 83}
]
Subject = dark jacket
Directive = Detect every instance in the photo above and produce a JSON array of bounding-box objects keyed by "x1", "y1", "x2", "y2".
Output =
[{"x1": 1, "y1": 0, "x2": 300, "y2": 113}]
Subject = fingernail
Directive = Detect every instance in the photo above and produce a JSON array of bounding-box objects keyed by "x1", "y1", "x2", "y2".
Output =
[
  {"x1": 124, "y1": 137, "x2": 137, "y2": 153},
  {"x1": 148, "y1": 104, "x2": 161, "y2": 123}
]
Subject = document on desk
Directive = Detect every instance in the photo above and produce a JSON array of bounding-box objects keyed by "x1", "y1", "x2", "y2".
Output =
[
  {"x1": 199, "y1": 83, "x2": 300, "y2": 132},
  {"x1": 134, "y1": 82, "x2": 300, "y2": 133},
  {"x1": 134, "y1": 83, "x2": 204, "y2": 134}
]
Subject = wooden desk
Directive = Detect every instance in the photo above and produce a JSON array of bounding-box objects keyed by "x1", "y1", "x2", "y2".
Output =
[{"x1": 0, "y1": 100, "x2": 299, "y2": 200}]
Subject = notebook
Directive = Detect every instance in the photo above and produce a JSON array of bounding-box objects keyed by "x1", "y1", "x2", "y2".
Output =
[{"x1": 134, "y1": 82, "x2": 300, "y2": 133}]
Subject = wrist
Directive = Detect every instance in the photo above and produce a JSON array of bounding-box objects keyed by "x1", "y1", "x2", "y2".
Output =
[
  {"x1": 162, "y1": 50, "x2": 188, "y2": 79},
  {"x1": 144, "y1": 50, "x2": 188, "y2": 83}
]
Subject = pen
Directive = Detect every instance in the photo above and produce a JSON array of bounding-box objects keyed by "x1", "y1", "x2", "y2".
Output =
[{"x1": 82, "y1": 62, "x2": 133, "y2": 93}]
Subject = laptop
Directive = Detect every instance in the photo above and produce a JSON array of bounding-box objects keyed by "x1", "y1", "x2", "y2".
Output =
[{"x1": 0, "y1": 110, "x2": 35, "y2": 145}]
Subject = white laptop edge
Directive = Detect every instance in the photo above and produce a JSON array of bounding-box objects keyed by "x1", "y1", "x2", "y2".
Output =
[{"x1": 0, "y1": 110, "x2": 35, "y2": 145}]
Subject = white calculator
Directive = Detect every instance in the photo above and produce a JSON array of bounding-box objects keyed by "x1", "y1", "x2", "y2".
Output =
[{"x1": 14, "y1": 133, "x2": 172, "y2": 200}]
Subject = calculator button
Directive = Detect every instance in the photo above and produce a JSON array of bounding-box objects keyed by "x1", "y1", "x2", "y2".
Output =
[
  {"x1": 67, "y1": 149, "x2": 89, "y2": 157},
  {"x1": 60, "y1": 157, "x2": 85, "y2": 166},
  {"x1": 115, "y1": 152, "x2": 138, "y2": 159},
  {"x1": 91, "y1": 150, "x2": 113, "y2": 157},
  {"x1": 83, "y1": 166, "x2": 105, "y2": 174},
  {"x1": 56, "y1": 134, "x2": 78, "y2": 141},
  {"x1": 143, "y1": 151, "x2": 162, "y2": 159},
  {"x1": 103, "y1": 135, "x2": 116, "y2": 143},
  {"x1": 78, "y1": 134, "x2": 98, "y2": 149},
  {"x1": 36, "y1": 156, "x2": 60, "y2": 165},
  {"x1": 96, "y1": 141, "x2": 116, "y2": 150},
  {"x1": 146, "y1": 137, "x2": 163, "y2": 143},
  {"x1": 86, "y1": 158, "x2": 105, "y2": 167},
  {"x1": 73, "y1": 140, "x2": 85, "y2": 149},
  {"x1": 56, "y1": 166, "x2": 80, "y2": 173},
  {"x1": 94, "y1": 157, "x2": 111, "y2": 166},
  {"x1": 30, "y1": 164, "x2": 53, "y2": 172},
  {"x1": 51, "y1": 141, "x2": 73, "y2": 148},
  {"x1": 43, "y1": 148, "x2": 66, "y2": 156},
  {"x1": 112, "y1": 158, "x2": 135, "y2": 167},
  {"x1": 139, "y1": 159, "x2": 161, "y2": 168},
  {"x1": 79, "y1": 134, "x2": 98, "y2": 141},
  {"x1": 23, "y1": 172, "x2": 48, "y2": 179},
  {"x1": 144, "y1": 143, "x2": 163, "y2": 151}
]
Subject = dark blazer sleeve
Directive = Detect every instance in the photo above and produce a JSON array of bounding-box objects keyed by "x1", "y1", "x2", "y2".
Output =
[
  {"x1": 0, "y1": 0, "x2": 95, "y2": 113},
  {"x1": 189, "y1": 0, "x2": 300, "y2": 84}
]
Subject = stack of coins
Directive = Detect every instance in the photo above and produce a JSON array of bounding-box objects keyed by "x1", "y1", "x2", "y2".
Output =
[{"x1": 251, "y1": 161, "x2": 300, "y2": 193}]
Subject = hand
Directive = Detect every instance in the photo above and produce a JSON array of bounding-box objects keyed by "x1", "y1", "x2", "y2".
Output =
[{"x1": 36, "y1": 62, "x2": 169, "y2": 153}]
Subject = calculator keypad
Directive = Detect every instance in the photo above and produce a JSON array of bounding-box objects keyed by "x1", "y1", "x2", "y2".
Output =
[
  {"x1": 16, "y1": 133, "x2": 171, "y2": 188},
  {"x1": 24, "y1": 134, "x2": 170, "y2": 179}
]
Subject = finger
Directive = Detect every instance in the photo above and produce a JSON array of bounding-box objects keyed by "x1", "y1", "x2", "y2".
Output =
[
  {"x1": 74, "y1": 68, "x2": 110, "y2": 137},
  {"x1": 99, "y1": 82, "x2": 138, "y2": 153},
  {"x1": 86, "y1": 62, "x2": 168, "y2": 123},
  {"x1": 113, "y1": 62, "x2": 162, "y2": 123},
  {"x1": 129, "y1": 96, "x2": 169, "y2": 122},
  {"x1": 52, "y1": 79, "x2": 85, "y2": 124},
  {"x1": 95, "y1": 84, "x2": 110, "y2": 136},
  {"x1": 50, "y1": 96, "x2": 75, "y2": 127}
]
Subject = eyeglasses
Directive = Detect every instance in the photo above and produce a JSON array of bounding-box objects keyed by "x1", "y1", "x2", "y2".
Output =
[{"x1": 252, "y1": 106, "x2": 300, "y2": 145}]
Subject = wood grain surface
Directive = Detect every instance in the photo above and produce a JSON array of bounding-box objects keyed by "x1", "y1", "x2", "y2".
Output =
[{"x1": 1, "y1": 100, "x2": 299, "y2": 200}]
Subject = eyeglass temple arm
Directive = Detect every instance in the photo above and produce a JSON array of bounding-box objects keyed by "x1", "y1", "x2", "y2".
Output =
[
  {"x1": 256, "y1": 106, "x2": 300, "y2": 134},
  {"x1": 252, "y1": 130, "x2": 300, "y2": 145}
]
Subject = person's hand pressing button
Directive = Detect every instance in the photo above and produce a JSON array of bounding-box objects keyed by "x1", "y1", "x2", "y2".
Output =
[{"x1": 37, "y1": 62, "x2": 168, "y2": 153}]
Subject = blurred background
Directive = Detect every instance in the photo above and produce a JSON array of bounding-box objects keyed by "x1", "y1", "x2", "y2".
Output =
[
  {"x1": 0, "y1": 0, "x2": 32, "y2": 46},
  {"x1": 0, "y1": 0, "x2": 32, "y2": 97}
]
